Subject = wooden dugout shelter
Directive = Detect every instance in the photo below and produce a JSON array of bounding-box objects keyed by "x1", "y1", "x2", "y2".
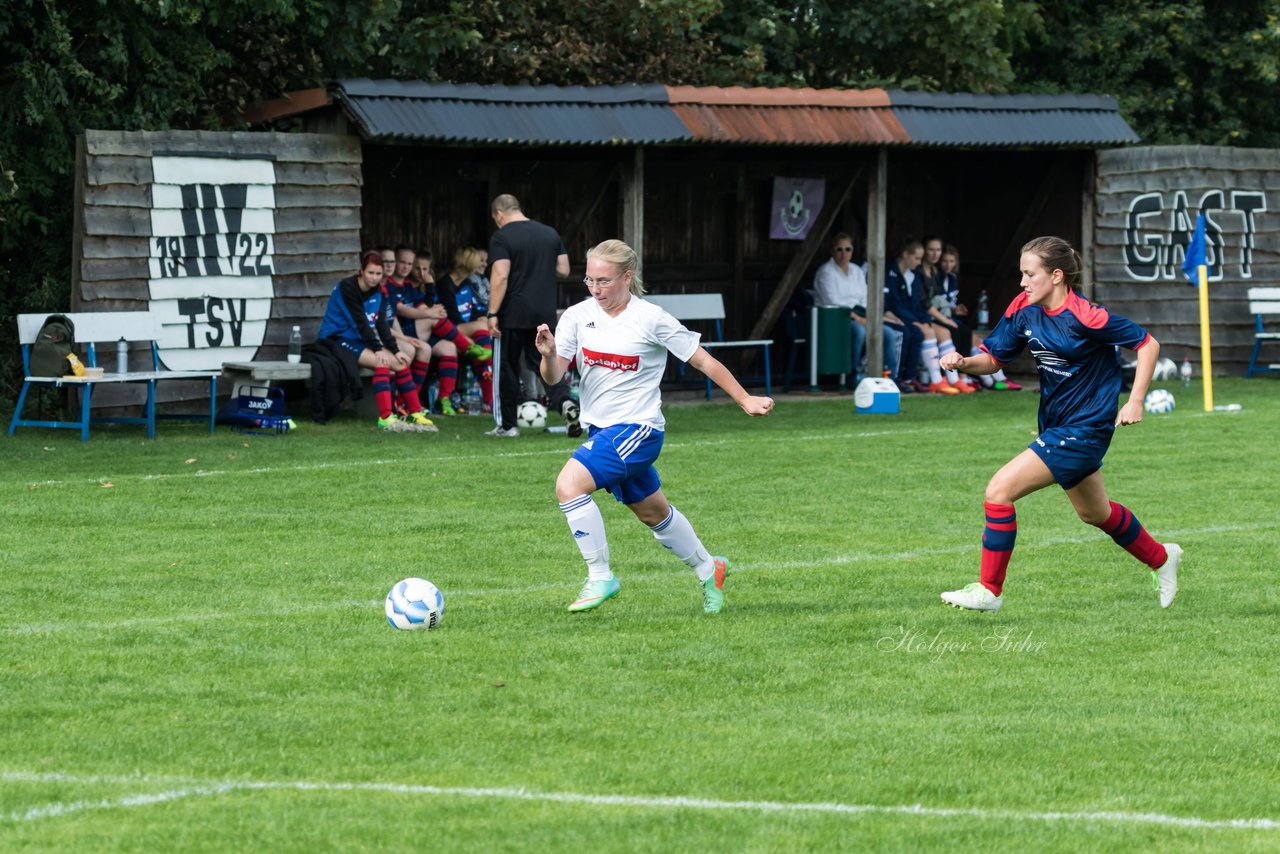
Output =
[{"x1": 249, "y1": 80, "x2": 1140, "y2": 380}]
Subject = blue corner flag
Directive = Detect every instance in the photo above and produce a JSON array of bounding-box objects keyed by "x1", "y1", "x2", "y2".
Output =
[{"x1": 1183, "y1": 212, "x2": 1206, "y2": 285}]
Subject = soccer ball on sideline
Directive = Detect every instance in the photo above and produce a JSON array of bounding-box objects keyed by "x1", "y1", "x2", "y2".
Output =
[
  {"x1": 516, "y1": 400, "x2": 548, "y2": 429},
  {"x1": 1143, "y1": 388, "x2": 1176, "y2": 414},
  {"x1": 1152, "y1": 357, "x2": 1178, "y2": 381},
  {"x1": 385, "y1": 577, "x2": 445, "y2": 630}
]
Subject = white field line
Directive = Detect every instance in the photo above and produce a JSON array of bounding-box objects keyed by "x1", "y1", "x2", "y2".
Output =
[
  {"x1": 16, "y1": 423, "x2": 1019, "y2": 489},
  {"x1": 4, "y1": 520, "x2": 1274, "y2": 637},
  {"x1": 1, "y1": 771, "x2": 1277, "y2": 832}
]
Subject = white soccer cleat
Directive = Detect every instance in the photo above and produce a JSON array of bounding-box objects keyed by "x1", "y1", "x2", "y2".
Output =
[
  {"x1": 941, "y1": 582, "x2": 1003, "y2": 613},
  {"x1": 1155, "y1": 543, "x2": 1181, "y2": 608}
]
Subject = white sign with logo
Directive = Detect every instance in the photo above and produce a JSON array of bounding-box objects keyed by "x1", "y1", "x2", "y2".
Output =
[{"x1": 148, "y1": 156, "x2": 277, "y2": 371}]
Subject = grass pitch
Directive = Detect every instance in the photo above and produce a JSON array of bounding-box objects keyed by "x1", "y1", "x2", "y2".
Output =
[{"x1": 2, "y1": 379, "x2": 1278, "y2": 851}]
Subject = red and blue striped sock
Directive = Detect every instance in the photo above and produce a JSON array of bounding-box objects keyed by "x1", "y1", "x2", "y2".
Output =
[
  {"x1": 372, "y1": 366, "x2": 393, "y2": 418},
  {"x1": 394, "y1": 368, "x2": 422, "y2": 413},
  {"x1": 980, "y1": 501, "x2": 1017, "y2": 596},
  {"x1": 431, "y1": 318, "x2": 472, "y2": 350},
  {"x1": 410, "y1": 359, "x2": 429, "y2": 391},
  {"x1": 1095, "y1": 501, "x2": 1168, "y2": 568},
  {"x1": 437, "y1": 355, "x2": 458, "y2": 398},
  {"x1": 473, "y1": 330, "x2": 493, "y2": 350}
]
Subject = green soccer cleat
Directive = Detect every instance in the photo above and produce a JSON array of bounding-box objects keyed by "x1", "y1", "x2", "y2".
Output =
[
  {"x1": 941, "y1": 582, "x2": 1003, "y2": 612},
  {"x1": 466, "y1": 343, "x2": 494, "y2": 363},
  {"x1": 406, "y1": 410, "x2": 439, "y2": 432},
  {"x1": 377, "y1": 414, "x2": 416, "y2": 432},
  {"x1": 702, "y1": 556, "x2": 729, "y2": 614},
  {"x1": 568, "y1": 576, "x2": 620, "y2": 612},
  {"x1": 439, "y1": 397, "x2": 457, "y2": 416}
]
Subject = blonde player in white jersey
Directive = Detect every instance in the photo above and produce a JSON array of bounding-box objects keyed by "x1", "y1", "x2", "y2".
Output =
[{"x1": 535, "y1": 239, "x2": 774, "y2": 614}]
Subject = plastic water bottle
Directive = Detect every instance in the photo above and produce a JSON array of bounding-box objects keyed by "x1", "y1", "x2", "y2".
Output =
[
  {"x1": 977, "y1": 291, "x2": 990, "y2": 329},
  {"x1": 116, "y1": 337, "x2": 128, "y2": 374},
  {"x1": 466, "y1": 380, "x2": 483, "y2": 415},
  {"x1": 1180, "y1": 357, "x2": 1192, "y2": 386},
  {"x1": 287, "y1": 326, "x2": 302, "y2": 363}
]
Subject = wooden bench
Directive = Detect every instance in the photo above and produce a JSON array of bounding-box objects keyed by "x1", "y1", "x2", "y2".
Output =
[
  {"x1": 223, "y1": 360, "x2": 314, "y2": 398},
  {"x1": 1246, "y1": 287, "x2": 1280, "y2": 377},
  {"x1": 645, "y1": 293, "x2": 773, "y2": 399},
  {"x1": 9, "y1": 312, "x2": 220, "y2": 441}
]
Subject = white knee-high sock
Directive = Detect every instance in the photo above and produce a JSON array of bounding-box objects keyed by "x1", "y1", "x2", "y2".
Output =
[
  {"x1": 922, "y1": 339, "x2": 943, "y2": 384},
  {"x1": 938, "y1": 338, "x2": 961, "y2": 384},
  {"x1": 650, "y1": 505, "x2": 713, "y2": 581},
  {"x1": 561, "y1": 495, "x2": 611, "y2": 580},
  {"x1": 978, "y1": 372, "x2": 995, "y2": 388},
  {"x1": 992, "y1": 367, "x2": 1008, "y2": 382}
]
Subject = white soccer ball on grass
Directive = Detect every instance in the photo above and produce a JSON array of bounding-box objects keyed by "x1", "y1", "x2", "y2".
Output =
[
  {"x1": 385, "y1": 577, "x2": 444, "y2": 630},
  {"x1": 516, "y1": 400, "x2": 547, "y2": 429},
  {"x1": 1143, "y1": 389, "x2": 1176, "y2": 414}
]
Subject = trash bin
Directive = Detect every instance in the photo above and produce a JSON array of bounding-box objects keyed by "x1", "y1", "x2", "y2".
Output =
[{"x1": 814, "y1": 305, "x2": 852, "y2": 375}]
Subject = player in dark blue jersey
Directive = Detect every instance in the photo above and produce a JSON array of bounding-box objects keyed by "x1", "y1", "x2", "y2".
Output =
[
  {"x1": 937, "y1": 236, "x2": 1181, "y2": 612},
  {"x1": 317, "y1": 251, "x2": 436, "y2": 433}
]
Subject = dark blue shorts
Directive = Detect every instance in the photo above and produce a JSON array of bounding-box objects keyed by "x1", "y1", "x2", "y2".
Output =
[
  {"x1": 1030, "y1": 426, "x2": 1113, "y2": 490},
  {"x1": 572, "y1": 423, "x2": 665, "y2": 505},
  {"x1": 334, "y1": 338, "x2": 364, "y2": 356}
]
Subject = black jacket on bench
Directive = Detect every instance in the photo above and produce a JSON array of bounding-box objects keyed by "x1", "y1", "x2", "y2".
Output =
[{"x1": 302, "y1": 339, "x2": 363, "y2": 423}]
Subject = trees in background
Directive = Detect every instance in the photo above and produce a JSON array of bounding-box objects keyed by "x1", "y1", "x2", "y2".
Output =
[{"x1": 3, "y1": 0, "x2": 1278, "y2": 398}]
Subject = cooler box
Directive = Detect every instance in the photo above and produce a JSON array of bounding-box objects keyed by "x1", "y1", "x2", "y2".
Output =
[{"x1": 854, "y1": 377, "x2": 900, "y2": 414}]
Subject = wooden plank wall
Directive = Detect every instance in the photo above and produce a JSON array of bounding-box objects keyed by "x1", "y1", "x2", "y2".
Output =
[
  {"x1": 1094, "y1": 145, "x2": 1280, "y2": 376},
  {"x1": 76, "y1": 130, "x2": 362, "y2": 406}
]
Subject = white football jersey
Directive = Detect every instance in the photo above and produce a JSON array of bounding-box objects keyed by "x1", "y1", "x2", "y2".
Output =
[{"x1": 556, "y1": 295, "x2": 701, "y2": 430}]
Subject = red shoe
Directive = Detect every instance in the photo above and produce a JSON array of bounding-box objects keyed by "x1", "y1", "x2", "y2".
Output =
[
  {"x1": 951, "y1": 380, "x2": 978, "y2": 393},
  {"x1": 928, "y1": 381, "x2": 960, "y2": 395},
  {"x1": 994, "y1": 380, "x2": 1023, "y2": 391}
]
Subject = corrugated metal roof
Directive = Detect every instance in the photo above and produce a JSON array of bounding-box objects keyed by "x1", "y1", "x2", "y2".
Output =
[
  {"x1": 886, "y1": 90, "x2": 1140, "y2": 147},
  {"x1": 665, "y1": 85, "x2": 892, "y2": 108},
  {"x1": 666, "y1": 85, "x2": 906, "y2": 145},
  {"x1": 325, "y1": 80, "x2": 1138, "y2": 148},
  {"x1": 671, "y1": 104, "x2": 907, "y2": 146},
  {"x1": 333, "y1": 79, "x2": 692, "y2": 145}
]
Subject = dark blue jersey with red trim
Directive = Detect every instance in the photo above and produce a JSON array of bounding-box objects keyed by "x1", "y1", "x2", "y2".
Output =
[
  {"x1": 384, "y1": 277, "x2": 427, "y2": 338},
  {"x1": 982, "y1": 290, "x2": 1152, "y2": 434},
  {"x1": 318, "y1": 275, "x2": 396, "y2": 352}
]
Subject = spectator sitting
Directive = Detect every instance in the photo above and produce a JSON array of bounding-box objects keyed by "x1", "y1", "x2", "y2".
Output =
[
  {"x1": 436, "y1": 246, "x2": 499, "y2": 412},
  {"x1": 917, "y1": 236, "x2": 976, "y2": 393},
  {"x1": 813, "y1": 232, "x2": 902, "y2": 388},
  {"x1": 885, "y1": 237, "x2": 955, "y2": 395},
  {"x1": 386, "y1": 245, "x2": 491, "y2": 416},
  {"x1": 941, "y1": 245, "x2": 1021, "y2": 392},
  {"x1": 317, "y1": 251, "x2": 437, "y2": 432}
]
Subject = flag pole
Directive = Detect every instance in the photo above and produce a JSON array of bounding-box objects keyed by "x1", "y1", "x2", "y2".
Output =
[{"x1": 1197, "y1": 263, "x2": 1213, "y2": 411}]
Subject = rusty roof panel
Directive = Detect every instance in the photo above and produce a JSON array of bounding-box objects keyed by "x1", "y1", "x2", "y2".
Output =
[
  {"x1": 665, "y1": 85, "x2": 892, "y2": 108},
  {"x1": 672, "y1": 104, "x2": 908, "y2": 146}
]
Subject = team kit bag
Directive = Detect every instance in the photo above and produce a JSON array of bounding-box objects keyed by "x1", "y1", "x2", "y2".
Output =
[{"x1": 215, "y1": 385, "x2": 296, "y2": 435}]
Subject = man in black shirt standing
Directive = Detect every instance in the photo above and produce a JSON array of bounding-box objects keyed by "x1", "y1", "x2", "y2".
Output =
[{"x1": 486, "y1": 193, "x2": 581, "y2": 437}]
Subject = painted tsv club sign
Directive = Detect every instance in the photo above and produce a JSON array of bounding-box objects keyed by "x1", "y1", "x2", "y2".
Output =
[{"x1": 148, "y1": 155, "x2": 276, "y2": 371}]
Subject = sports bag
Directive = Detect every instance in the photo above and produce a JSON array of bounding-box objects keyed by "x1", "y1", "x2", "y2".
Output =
[
  {"x1": 28, "y1": 314, "x2": 77, "y2": 377},
  {"x1": 216, "y1": 386, "x2": 296, "y2": 435}
]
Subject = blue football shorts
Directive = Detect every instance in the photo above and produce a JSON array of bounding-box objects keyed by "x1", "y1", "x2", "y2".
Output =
[
  {"x1": 572, "y1": 423, "x2": 665, "y2": 505},
  {"x1": 335, "y1": 337, "x2": 364, "y2": 356},
  {"x1": 1029, "y1": 426, "x2": 1113, "y2": 490}
]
